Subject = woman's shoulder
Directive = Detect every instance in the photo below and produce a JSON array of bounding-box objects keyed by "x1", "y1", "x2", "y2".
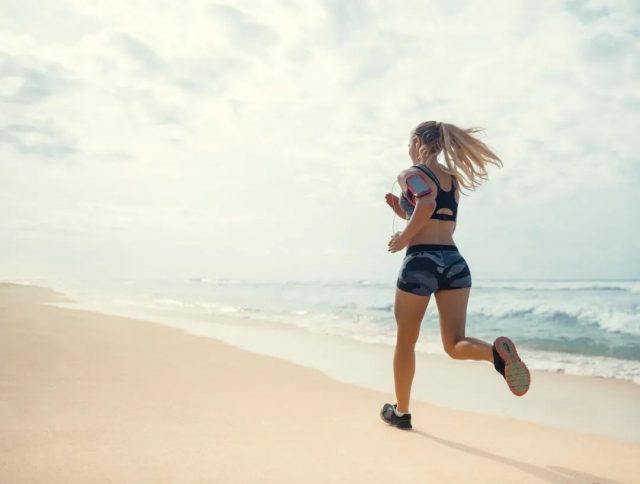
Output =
[
  {"x1": 397, "y1": 165, "x2": 425, "y2": 184},
  {"x1": 398, "y1": 165, "x2": 426, "y2": 177}
]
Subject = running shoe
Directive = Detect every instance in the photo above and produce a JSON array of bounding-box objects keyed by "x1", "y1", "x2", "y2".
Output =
[
  {"x1": 380, "y1": 403, "x2": 412, "y2": 429},
  {"x1": 493, "y1": 336, "x2": 531, "y2": 396}
]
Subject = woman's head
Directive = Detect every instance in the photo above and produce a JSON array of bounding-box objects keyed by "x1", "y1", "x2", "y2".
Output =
[
  {"x1": 408, "y1": 121, "x2": 442, "y2": 164},
  {"x1": 408, "y1": 120, "x2": 503, "y2": 192}
]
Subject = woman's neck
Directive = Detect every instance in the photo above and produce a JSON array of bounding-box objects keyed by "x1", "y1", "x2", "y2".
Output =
[{"x1": 413, "y1": 154, "x2": 438, "y2": 169}]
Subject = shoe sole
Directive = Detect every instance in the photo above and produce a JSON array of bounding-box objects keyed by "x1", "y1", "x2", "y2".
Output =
[
  {"x1": 494, "y1": 336, "x2": 531, "y2": 396},
  {"x1": 379, "y1": 404, "x2": 412, "y2": 430}
]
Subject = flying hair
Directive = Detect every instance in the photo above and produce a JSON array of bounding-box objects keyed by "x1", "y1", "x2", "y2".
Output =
[{"x1": 411, "y1": 121, "x2": 504, "y2": 194}]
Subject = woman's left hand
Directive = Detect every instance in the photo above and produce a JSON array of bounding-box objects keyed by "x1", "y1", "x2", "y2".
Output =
[{"x1": 388, "y1": 231, "x2": 408, "y2": 253}]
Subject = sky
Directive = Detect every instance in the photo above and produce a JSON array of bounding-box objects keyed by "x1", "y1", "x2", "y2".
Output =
[{"x1": 1, "y1": 0, "x2": 639, "y2": 284}]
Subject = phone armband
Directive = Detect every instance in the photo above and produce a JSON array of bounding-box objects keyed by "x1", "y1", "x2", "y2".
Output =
[{"x1": 404, "y1": 173, "x2": 433, "y2": 198}]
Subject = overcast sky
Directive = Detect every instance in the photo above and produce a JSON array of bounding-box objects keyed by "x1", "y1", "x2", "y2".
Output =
[{"x1": 1, "y1": 0, "x2": 639, "y2": 284}]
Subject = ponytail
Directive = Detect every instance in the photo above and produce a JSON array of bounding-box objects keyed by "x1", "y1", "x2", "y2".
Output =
[{"x1": 413, "y1": 121, "x2": 503, "y2": 193}]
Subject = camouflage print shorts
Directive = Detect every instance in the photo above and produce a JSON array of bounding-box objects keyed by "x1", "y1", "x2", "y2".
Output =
[{"x1": 396, "y1": 244, "x2": 472, "y2": 296}]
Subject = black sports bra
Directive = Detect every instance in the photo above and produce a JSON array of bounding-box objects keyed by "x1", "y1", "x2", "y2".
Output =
[{"x1": 398, "y1": 164, "x2": 458, "y2": 221}]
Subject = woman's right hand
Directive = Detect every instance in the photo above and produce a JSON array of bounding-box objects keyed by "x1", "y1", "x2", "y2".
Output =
[{"x1": 385, "y1": 192, "x2": 400, "y2": 211}]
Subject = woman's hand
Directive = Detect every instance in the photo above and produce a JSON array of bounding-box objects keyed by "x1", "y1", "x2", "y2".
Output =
[
  {"x1": 385, "y1": 192, "x2": 407, "y2": 219},
  {"x1": 388, "y1": 231, "x2": 409, "y2": 253},
  {"x1": 385, "y1": 192, "x2": 400, "y2": 211}
]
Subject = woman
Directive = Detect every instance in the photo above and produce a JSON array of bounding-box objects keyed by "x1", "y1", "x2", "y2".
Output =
[{"x1": 380, "y1": 121, "x2": 531, "y2": 430}]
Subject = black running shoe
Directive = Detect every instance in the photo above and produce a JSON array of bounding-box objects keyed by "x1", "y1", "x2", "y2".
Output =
[{"x1": 380, "y1": 403, "x2": 412, "y2": 429}]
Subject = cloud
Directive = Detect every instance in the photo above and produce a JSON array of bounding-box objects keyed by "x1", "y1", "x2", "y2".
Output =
[
  {"x1": 317, "y1": 0, "x2": 373, "y2": 45},
  {"x1": 112, "y1": 32, "x2": 167, "y2": 73},
  {"x1": 1, "y1": 0, "x2": 638, "y2": 282},
  {"x1": 0, "y1": 52, "x2": 76, "y2": 104},
  {"x1": 0, "y1": 121, "x2": 77, "y2": 159},
  {"x1": 580, "y1": 31, "x2": 632, "y2": 63},
  {"x1": 563, "y1": 0, "x2": 610, "y2": 23},
  {"x1": 205, "y1": 3, "x2": 280, "y2": 53}
]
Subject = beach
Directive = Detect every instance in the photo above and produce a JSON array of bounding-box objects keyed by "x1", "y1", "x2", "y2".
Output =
[{"x1": 1, "y1": 282, "x2": 639, "y2": 484}]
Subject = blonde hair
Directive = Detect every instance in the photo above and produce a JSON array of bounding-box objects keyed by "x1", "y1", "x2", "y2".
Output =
[{"x1": 411, "y1": 121, "x2": 503, "y2": 193}]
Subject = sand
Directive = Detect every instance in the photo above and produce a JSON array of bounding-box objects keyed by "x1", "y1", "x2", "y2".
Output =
[{"x1": 1, "y1": 282, "x2": 638, "y2": 483}]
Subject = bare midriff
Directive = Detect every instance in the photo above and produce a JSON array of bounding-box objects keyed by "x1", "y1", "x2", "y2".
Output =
[{"x1": 405, "y1": 217, "x2": 457, "y2": 246}]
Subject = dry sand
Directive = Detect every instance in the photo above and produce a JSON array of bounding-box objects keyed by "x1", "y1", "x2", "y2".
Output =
[{"x1": 1, "y1": 282, "x2": 638, "y2": 483}]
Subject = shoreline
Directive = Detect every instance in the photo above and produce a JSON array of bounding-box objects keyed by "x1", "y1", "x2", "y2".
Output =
[
  {"x1": 1, "y1": 282, "x2": 639, "y2": 483},
  {"x1": 16, "y1": 275, "x2": 640, "y2": 387},
  {"x1": 39, "y1": 284, "x2": 640, "y2": 444}
]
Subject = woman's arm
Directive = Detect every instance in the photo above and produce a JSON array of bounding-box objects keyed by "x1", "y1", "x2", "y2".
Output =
[{"x1": 401, "y1": 195, "x2": 436, "y2": 240}]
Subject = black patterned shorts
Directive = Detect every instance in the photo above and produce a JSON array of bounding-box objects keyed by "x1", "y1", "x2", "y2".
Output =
[{"x1": 396, "y1": 244, "x2": 472, "y2": 296}]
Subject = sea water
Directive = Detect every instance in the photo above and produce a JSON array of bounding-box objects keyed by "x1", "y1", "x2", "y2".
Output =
[{"x1": 29, "y1": 276, "x2": 640, "y2": 385}]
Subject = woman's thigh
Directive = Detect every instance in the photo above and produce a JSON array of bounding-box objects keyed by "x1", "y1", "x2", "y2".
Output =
[
  {"x1": 434, "y1": 287, "x2": 471, "y2": 350},
  {"x1": 394, "y1": 288, "x2": 430, "y2": 341}
]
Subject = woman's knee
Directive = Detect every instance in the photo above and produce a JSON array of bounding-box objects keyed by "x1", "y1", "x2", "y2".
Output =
[
  {"x1": 443, "y1": 340, "x2": 463, "y2": 359},
  {"x1": 396, "y1": 328, "x2": 420, "y2": 346}
]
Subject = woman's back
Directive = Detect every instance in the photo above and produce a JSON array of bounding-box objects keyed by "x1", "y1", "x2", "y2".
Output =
[{"x1": 397, "y1": 163, "x2": 460, "y2": 245}]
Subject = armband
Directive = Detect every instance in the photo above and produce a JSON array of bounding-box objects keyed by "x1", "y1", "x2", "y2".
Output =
[{"x1": 405, "y1": 173, "x2": 433, "y2": 198}]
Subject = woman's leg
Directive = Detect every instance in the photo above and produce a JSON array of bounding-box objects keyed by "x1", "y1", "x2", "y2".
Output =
[
  {"x1": 434, "y1": 287, "x2": 493, "y2": 362},
  {"x1": 393, "y1": 287, "x2": 430, "y2": 413}
]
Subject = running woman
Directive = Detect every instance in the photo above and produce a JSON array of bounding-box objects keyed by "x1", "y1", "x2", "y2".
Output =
[{"x1": 380, "y1": 121, "x2": 531, "y2": 430}]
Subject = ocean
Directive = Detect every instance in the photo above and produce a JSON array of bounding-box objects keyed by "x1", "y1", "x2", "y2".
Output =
[{"x1": 30, "y1": 276, "x2": 640, "y2": 385}]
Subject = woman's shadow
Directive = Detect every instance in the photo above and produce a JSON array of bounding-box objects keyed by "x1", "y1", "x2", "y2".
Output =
[{"x1": 411, "y1": 429, "x2": 621, "y2": 484}]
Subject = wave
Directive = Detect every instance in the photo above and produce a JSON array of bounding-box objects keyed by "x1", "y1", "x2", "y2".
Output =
[
  {"x1": 471, "y1": 303, "x2": 640, "y2": 336},
  {"x1": 517, "y1": 336, "x2": 640, "y2": 361},
  {"x1": 369, "y1": 304, "x2": 394, "y2": 312},
  {"x1": 365, "y1": 301, "x2": 640, "y2": 337},
  {"x1": 180, "y1": 278, "x2": 640, "y2": 292},
  {"x1": 518, "y1": 350, "x2": 640, "y2": 385},
  {"x1": 151, "y1": 298, "x2": 243, "y2": 314},
  {"x1": 473, "y1": 281, "x2": 640, "y2": 293}
]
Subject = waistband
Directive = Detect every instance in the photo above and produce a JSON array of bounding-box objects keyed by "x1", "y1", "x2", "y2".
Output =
[{"x1": 406, "y1": 244, "x2": 458, "y2": 255}]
